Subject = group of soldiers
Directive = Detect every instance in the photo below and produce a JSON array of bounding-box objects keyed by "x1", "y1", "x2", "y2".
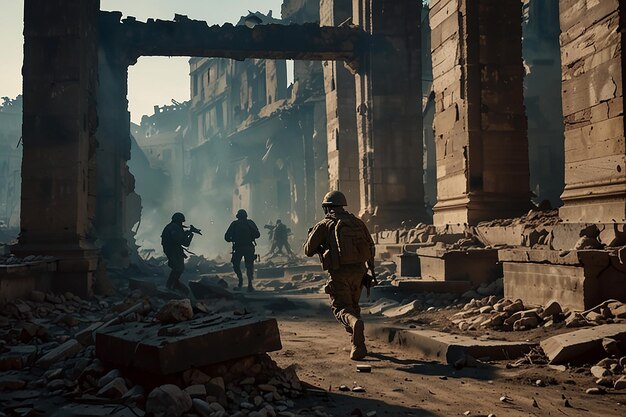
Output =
[{"x1": 161, "y1": 190, "x2": 374, "y2": 360}]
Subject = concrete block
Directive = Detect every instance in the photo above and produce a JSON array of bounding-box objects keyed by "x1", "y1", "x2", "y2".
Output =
[
  {"x1": 395, "y1": 252, "x2": 420, "y2": 277},
  {"x1": 541, "y1": 324, "x2": 626, "y2": 364},
  {"x1": 500, "y1": 248, "x2": 626, "y2": 310},
  {"x1": 416, "y1": 248, "x2": 501, "y2": 286},
  {"x1": 367, "y1": 326, "x2": 535, "y2": 363},
  {"x1": 95, "y1": 315, "x2": 282, "y2": 375}
]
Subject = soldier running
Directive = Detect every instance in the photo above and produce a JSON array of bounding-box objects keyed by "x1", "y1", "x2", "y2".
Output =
[
  {"x1": 303, "y1": 191, "x2": 375, "y2": 360},
  {"x1": 225, "y1": 209, "x2": 261, "y2": 291}
]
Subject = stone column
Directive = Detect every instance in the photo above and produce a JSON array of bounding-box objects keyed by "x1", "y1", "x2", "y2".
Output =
[
  {"x1": 353, "y1": 0, "x2": 427, "y2": 228},
  {"x1": 558, "y1": 0, "x2": 626, "y2": 223},
  {"x1": 16, "y1": 0, "x2": 100, "y2": 297},
  {"x1": 430, "y1": 0, "x2": 531, "y2": 226},
  {"x1": 96, "y1": 12, "x2": 133, "y2": 268},
  {"x1": 321, "y1": 0, "x2": 361, "y2": 211}
]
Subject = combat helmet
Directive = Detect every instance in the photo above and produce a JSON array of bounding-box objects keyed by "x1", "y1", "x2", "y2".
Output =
[
  {"x1": 171, "y1": 212, "x2": 186, "y2": 223},
  {"x1": 236, "y1": 209, "x2": 248, "y2": 219},
  {"x1": 322, "y1": 191, "x2": 348, "y2": 207}
]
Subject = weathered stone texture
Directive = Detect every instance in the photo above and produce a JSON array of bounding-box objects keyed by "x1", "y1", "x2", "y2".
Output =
[
  {"x1": 15, "y1": 0, "x2": 100, "y2": 297},
  {"x1": 354, "y1": 0, "x2": 427, "y2": 227},
  {"x1": 430, "y1": 0, "x2": 530, "y2": 226},
  {"x1": 321, "y1": 0, "x2": 360, "y2": 210},
  {"x1": 559, "y1": 0, "x2": 626, "y2": 223},
  {"x1": 95, "y1": 315, "x2": 282, "y2": 375}
]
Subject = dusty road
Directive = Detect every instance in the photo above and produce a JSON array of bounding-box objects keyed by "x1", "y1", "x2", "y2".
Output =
[{"x1": 271, "y1": 313, "x2": 625, "y2": 417}]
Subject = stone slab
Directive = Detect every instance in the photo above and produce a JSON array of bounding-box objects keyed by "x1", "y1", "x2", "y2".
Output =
[
  {"x1": 95, "y1": 314, "x2": 282, "y2": 375},
  {"x1": 367, "y1": 326, "x2": 535, "y2": 363},
  {"x1": 0, "y1": 261, "x2": 56, "y2": 304},
  {"x1": 395, "y1": 253, "x2": 420, "y2": 277},
  {"x1": 500, "y1": 248, "x2": 626, "y2": 310},
  {"x1": 36, "y1": 339, "x2": 83, "y2": 369},
  {"x1": 415, "y1": 248, "x2": 501, "y2": 285},
  {"x1": 541, "y1": 324, "x2": 626, "y2": 365}
]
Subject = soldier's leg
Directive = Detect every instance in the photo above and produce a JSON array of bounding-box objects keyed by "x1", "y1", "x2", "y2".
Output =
[
  {"x1": 327, "y1": 273, "x2": 360, "y2": 332},
  {"x1": 167, "y1": 256, "x2": 185, "y2": 291},
  {"x1": 348, "y1": 273, "x2": 367, "y2": 358},
  {"x1": 284, "y1": 241, "x2": 294, "y2": 256},
  {"x1": 231, "y1": 251, "x2": 244, "y2": 288},
  {"x1": 244, "y1": 247, "x2": 255, "y2": 290}
]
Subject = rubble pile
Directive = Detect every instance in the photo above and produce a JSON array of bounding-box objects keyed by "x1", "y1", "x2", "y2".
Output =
[
  {"x1": 451, "y1": 297, "x2": 626, "y2": 332},
  {"x1": 0, "y1": 254, "x2": 55, "y2": 266},
  {"x1": 587, "y1": 347, "x2": 626, "y2": 392},
  {"x1": 365, "y1": 293, "x2": 462, "y2": 318},
  {"x1": 0, "y1": 289, "x2": 312, "y2": 417},
  {"x1": 255, "y1": 273, "x2": 327, "y2": 294},
  {"x1": 364, "y1": 278, "x2": 503, "y2": 319}
]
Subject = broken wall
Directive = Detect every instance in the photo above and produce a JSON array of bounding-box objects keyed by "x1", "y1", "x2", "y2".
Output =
[
  {"x1": 430, "y1": 0, "x2": 531, "y2": 226},
  {"x1": 558, "y1": 0, "x2": 626, "y2": 223}
]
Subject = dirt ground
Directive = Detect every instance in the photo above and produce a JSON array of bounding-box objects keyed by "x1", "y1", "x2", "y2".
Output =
[{"x1": 270, "y1": 310, "x2": 626, "y2": 417}]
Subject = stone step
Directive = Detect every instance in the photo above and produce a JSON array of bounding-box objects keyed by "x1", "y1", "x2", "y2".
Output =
[
  {"x1": 367, "y1": 325, "x2": 536, "y2": 364},
  {"x1": 541, "y1": 323, "x2": 626, "y2": 365}
]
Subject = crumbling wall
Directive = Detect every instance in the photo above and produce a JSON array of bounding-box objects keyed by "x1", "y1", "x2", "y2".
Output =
[
  {"x1": 430, "y1": 0, "x2": 531, "y2": 226},
  {"x1": 16, "y1": 0, "x2": 100, "y2": 297},
  {"x1": 558, "y1": 0, "x2": 626, "y2": 223},
  {"x1": 321, "y1": 0, "x2": 361, "y2": 211},
  {"x1": 354, "y1": 0, "x2": 427, "y2": 228}
]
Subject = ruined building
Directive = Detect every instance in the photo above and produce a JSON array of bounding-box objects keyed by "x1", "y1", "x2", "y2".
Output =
[{"x1": 0, "y1": 0, "x2": 624, "y2": 314}]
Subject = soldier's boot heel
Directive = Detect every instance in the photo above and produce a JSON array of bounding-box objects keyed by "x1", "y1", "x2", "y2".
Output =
[{"x1": 349, "y1": 317, "x2": 367, "y2": 361}]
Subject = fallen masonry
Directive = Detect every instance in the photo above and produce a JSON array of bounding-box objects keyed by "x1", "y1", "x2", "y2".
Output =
[
  {"x1": 95, "y1": 314, "x2": 282, "y2": 375},
  {"x1": 541, "y1": 324, "x2": 626, "y2": 365}
]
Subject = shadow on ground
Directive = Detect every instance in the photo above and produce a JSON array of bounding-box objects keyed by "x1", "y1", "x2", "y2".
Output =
[
  {"x1": 298, "y1": 385, "x2": 440, "y2": 417},
  {"x1": 368, "y1": 352, "x2": 500, "y2": 381}
]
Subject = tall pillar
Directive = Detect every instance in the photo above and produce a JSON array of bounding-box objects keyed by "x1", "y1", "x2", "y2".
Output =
[
  {"x1": 16, "y1": 0, "x2": 100, "y2": 297},
  {"x1": 353, "y1": 0, "x2": 427, "y2": 228},
  {"x1": 96, "y1": 12, "x2": 133, "y2": 268},
  {"x1": 321, "y1": 0, "x2": 360, "y2": 211},
  {"x1": 559, "y1": 0, "x2": 626, "y2": 223},
  {"x1": 430, "y1": 0, "x2": 531, "y2": 226}
]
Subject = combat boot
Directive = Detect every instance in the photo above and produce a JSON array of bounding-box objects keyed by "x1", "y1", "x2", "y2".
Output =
[{"x1": 347, "y1": 315, "x2": 367, "y2": 360}]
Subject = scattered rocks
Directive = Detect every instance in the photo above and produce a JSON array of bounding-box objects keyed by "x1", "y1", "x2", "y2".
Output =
[{"x1": 146, "y1": 384, "x2": 192, "y2": 417}]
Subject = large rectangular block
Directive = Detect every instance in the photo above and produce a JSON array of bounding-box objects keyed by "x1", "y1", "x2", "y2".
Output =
[
  {"x1": 416, "y1": 247, "x2": 501, "y2": 286},
  {"x1": 95, "y1": 315, "x2": 282, "y2": 375},
  {"x1": 500, "y1": 248, "x2": 626, "y2": 310}
]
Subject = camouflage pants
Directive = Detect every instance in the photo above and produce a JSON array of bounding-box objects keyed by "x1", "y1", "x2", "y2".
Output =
[{"x1": 325, "y1": 264, "x2": 367, "y2": 333}]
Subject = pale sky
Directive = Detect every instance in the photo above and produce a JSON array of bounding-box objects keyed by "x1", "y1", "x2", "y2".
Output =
[{"x1": 0, "y1": 0, "x2": 283, "y2": 122}]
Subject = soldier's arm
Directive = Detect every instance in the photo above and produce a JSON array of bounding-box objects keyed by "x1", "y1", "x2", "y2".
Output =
[
  {"x1": 249, "y1": 220, "x2": 261, "y2": 239},
  {"x1": 303, "y1": 222, "x2": 327, "y2": 257},
  {"x1": 224, "y1": 223, "x2": 234, "y2": 242},
  {"x1": 360, "y1": 219, "x2": 376, "y2": 261},
  {"x1": 182, "y1": 231, "x2": 194, "y2": 247}
]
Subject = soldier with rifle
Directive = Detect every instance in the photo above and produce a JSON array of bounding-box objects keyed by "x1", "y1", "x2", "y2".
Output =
[
  {"x1": 303, "y1": 191, "x2": 376, "y2": 360},
  {"x1": 225, "y1": 209, "x2": 261, "y2": 291},
  {"x1": 265, "y1": 219, "x2": 295, "y2": 258},
  {"x1": 161, "y1": 212, "x2": 202, "y2": 294}
]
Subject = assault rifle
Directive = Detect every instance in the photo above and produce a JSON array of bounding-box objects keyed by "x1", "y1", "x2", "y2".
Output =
[
  {"x1": 184, "y1": 225, "x2": 203, "y2": 235},
  {"x1": 362, "y1": 261, "x2": 378, "y2": 297}
]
